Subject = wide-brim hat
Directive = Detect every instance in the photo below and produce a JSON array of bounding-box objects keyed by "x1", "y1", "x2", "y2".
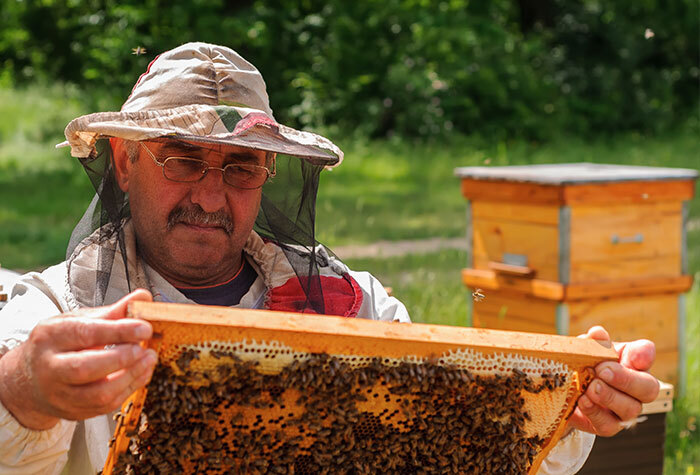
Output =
[{"x1": 58, "y1": 42, "x2": 343, "y2": 167}]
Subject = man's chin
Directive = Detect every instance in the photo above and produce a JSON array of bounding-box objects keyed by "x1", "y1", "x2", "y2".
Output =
[{"x1": 162, "y1": 257, "x2": 233, "y2": 285}]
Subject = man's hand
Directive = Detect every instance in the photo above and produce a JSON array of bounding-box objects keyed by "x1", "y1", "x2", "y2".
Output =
[
  {"x1": 566, "y1": 326, "x2": 660, "y2": 437},
  {"x1": 0, "y1": 289, "x2": 157, "y2": 430}
]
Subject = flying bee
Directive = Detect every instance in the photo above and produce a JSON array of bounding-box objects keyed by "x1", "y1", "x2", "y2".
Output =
[
  {"x1": 132, "y1": 46, "x2": 147, "y2": 56},
  {"x1": 472, "y1": 288, "x2": 486, "y2": 302}
]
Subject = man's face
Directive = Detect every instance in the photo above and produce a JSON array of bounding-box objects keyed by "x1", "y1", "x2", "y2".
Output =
[{"x1": 113, "y1": 138, "x2": 268, "y2": 287}]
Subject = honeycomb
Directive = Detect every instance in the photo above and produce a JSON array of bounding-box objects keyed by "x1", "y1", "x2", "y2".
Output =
[{"x1": 102, "y1": 302, "x2": 617, "y2": 475}]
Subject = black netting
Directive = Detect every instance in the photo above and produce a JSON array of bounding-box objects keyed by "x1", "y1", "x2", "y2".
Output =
[
  {"x1": 256, "y1": 155, "x2": 326, "y2": 314},
  {"x1": 68, "y1": 137, "x2": 332, "y2": 313}
]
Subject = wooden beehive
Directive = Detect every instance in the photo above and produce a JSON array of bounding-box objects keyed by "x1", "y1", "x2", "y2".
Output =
[
  {"x1": 103, "y1": 301, "x2": 617, "y2": 475},
  {"x1": 454, "y1": 163, "x2": 698, "y2": 388}
]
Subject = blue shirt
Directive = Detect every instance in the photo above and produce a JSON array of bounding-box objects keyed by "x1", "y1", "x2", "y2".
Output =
[{"x1": 175, "y1": 258, "x2": 257, "y2": 306}]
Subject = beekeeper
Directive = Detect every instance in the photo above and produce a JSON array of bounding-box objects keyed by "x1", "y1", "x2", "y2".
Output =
[{"x1": 0, "y1": 43, "x2": 659, "y2": 474}]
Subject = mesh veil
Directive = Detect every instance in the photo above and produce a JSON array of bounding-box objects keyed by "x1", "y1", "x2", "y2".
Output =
[{"x1": 67, "y1": 138, "x2": 331, "y2": 314}]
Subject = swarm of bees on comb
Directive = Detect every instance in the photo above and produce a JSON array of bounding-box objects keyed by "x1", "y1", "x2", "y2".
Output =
[
  {"x1": 102, "y1": 302, "x2": 612, "y2": 475},
  {"x1": 108, "y1": 348, "x2": 570, "y2": 474}
]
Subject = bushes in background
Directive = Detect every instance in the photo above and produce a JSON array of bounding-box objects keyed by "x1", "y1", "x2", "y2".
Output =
[{"x1": 1, "y1": 0, "x2": 696, "y2": 140}]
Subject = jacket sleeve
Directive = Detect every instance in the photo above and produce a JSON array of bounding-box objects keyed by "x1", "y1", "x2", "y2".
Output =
[
  {"x1": 0, "y1": 406, "x2": 76, "y2": 475},
  {"x1": 347, "y1": 270, "x2": 411, "y2": 322},
  {"x1": 0, "y1": 267, "x2": 77, "y2": 474},
  {"x1": 538, "y1": 430, "x2": 595, "y2": 474}
]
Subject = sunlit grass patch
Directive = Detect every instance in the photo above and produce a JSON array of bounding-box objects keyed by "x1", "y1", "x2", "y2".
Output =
[
  {"x1": 665, "y1": 277, "x2": 700, "y2": 473},
  {"x1": 344, "y1": 249, "x2": 468, "y2": 327}
]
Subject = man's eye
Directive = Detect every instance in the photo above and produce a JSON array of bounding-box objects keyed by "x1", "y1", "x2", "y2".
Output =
[
  {"x1": 166, "y1": 158, "x2": 205, "y2": 177},
  {"x1": 229, "y1": 165, "x2": 256, "y2": 176}
]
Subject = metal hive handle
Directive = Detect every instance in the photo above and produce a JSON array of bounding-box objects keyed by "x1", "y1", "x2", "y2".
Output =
[{"x1": 610, "y1": 233, "x2": 644, "y2": 244}]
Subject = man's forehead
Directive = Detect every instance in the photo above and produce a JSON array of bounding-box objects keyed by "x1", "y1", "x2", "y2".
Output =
[{"x1": 153, "y1": 139, "x2": 266, "y2": 161}]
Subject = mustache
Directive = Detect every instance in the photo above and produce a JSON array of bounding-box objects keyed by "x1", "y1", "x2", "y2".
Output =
[{"x1": 167, "y1": 205, "x2": 234, "y2": 235}]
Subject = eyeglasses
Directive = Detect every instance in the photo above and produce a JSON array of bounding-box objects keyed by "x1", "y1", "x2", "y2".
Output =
[{"x1": 140, "y1": 142, "x2": 275, "y2": 190}]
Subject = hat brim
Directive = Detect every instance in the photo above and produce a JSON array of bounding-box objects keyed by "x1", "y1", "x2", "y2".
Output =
[{"x1": 60, "y1": 104, "x2": 343, "y2": 168}]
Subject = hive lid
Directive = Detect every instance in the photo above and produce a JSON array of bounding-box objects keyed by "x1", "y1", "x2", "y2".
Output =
[
  {"x1": 103, "y1": 302, "x2": 618, "y2": 475},
  {"x1": 454, "y1": 163, "x2": 698, "y2": 185}
]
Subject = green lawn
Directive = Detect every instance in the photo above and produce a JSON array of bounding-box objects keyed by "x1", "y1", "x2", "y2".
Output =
[
  {"x1": 316, "y1": 130, "x2": 700, "y2": 248},
  {"x1": 1, "y1": 85, "x2": 699, "y2": 471}
]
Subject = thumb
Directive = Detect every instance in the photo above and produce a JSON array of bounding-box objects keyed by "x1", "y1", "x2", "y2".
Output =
[
  {"x1": 99, "y1": 289, "x2": 153, "y2": 321},
  {"x1": 619, "y1": 339, "x2": 656, "y2": 371}
]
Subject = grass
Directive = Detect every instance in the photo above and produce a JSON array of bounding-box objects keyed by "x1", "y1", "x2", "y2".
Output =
[
  {"x1": 0, "y1": 84, "x2": 94, "y2": 271},
  {"x1": 665, "y1": 277, "x2": 700, "y2": 473},
  {"x1": 1, "y1": 84, "x2": 699, "y2": 471},
  {"x1": 345, "y1": 250, "x2": 470, "y2": 327},
  {"x1": 316, "y1": 130, "x2": 700, "y2": 247}
]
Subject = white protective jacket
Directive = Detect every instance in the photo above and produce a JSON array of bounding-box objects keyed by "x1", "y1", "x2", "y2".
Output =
[{"x1": 0, "y1": 222, "x2": 594, "y2": 474}]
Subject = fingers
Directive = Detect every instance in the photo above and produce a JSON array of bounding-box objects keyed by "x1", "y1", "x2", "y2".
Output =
[
  {"x1": 53, "y1": 346, "x2": 157, "y2": 385},
  {"x1": 596, "y1": 361, "x2": 659, "y2": 403},
  {"x1": 585, "y1": 379, "x2": 643, "y2": 422},
  {"x1": 37, "y1": 317, "x2": 153, "y2": 351},
  {"x1": 571, "y1": 326, "x2": 660, "y2": 438},
  {"x1": 577, "y1": 325, "x2": 610, "y2": 342},
  {"x1": 565, "y1": 406, "x2": 597, "y2": 435},
  {"x1": 61, "y1": 351, "x2": 157, "y2": 417},
  {"x1": 572, "y1": 360, "x2": 659, "y2": 437},
  {"x1": 619, "y1": 339, "x2": 656, "y2": 371},
  {"x1": 98, "y1": 289, "x2": 153, "y2": 321},
  {"x1": 575, "y1": 394, "x2": 623, "y2": 437}
]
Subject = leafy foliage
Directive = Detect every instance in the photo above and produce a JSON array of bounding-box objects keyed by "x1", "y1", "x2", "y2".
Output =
[{"x1": 0, "y1": 0, "x2": 696, "y2": 139}]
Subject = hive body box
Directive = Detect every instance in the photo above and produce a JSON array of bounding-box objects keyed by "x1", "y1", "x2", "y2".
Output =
[{"x1": 454, "y1": 163, "x2": 698, "y2": 388}]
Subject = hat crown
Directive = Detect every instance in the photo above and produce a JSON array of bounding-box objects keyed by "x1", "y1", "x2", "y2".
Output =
[{"x1": 120, "y1": 42, "x2": 275, "y2": 119}]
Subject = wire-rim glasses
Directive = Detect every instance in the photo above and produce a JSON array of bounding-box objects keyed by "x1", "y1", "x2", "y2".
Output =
[{"x1": 140, "y1": 142, "x2": 275, "y2": 190}]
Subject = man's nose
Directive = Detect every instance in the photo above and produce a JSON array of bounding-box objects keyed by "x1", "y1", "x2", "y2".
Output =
[{"x1": 189, "y1": 168, "x2": 227, "y2": 213}]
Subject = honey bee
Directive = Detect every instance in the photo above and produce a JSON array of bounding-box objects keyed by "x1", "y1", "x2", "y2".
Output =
[
  {"x1": 472, "y1": 288, "x2": 486, "y2": 302},
  {"x1": 131, "y1": 46, "x2": 147, "y2": 56}
]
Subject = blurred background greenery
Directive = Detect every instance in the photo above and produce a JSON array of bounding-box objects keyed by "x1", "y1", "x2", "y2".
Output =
[
  {"x1": 0, "y1": 0, "x2": 698, "y2": 471},
  {"x1": 1, "y1": 0, "x2": 697, "y2": 139}
]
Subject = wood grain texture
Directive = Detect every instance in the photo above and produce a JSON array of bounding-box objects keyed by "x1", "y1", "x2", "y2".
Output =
[
  {"x1": 471, "y1": 291, "x2": 558, "y2": 327},
  {"x1": 462, "y1": 268, "x2": 565, "y2": 300},
  {"x1": 569, "y1": 201, "x2": 682, "y2": 282},
  {"x1": 464, "y1": 270, "x2": 692, "y2": 301},
  {"x1": 565, "y1": 275, "x2": 693, "y2": 300},
  {"x1": 460, "y1": 178, "x2": 696, "y2": 205},
  {"x1": 568, "y1": 294, "x2": 679, "y2": 353},
  {"x1": 472, "y1": 218, "x2": 560, "y2": 281},
  {"x1": 562, "y1": 180, "x2": 696, "y2": 205},
  {"x1": 472, "y1": 313, "x2": 557, "y2": 334},
  {"x1": 471, "y1": 201, "x2": 560, "y2": 225},
  {"x1": 461, "y1": 179, "x2": 563, "y2": 205},
  {"x1": 128, "y1": 301, "x2": 617, "y2": 372}
]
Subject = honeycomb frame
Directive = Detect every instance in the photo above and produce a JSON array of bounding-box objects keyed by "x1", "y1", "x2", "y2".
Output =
[{"x1": 103, "y1": 301, "x2": 617, "y2": 474}]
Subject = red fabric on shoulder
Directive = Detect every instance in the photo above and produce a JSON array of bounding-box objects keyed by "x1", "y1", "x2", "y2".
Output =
[{"x1": 267, "y1": 274, "x2": 363, "y2": 318}]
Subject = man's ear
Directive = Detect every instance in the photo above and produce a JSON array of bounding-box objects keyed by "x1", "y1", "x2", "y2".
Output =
[{"x1": 111, "y1": 138, "x2": 132, "y2": 192}]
